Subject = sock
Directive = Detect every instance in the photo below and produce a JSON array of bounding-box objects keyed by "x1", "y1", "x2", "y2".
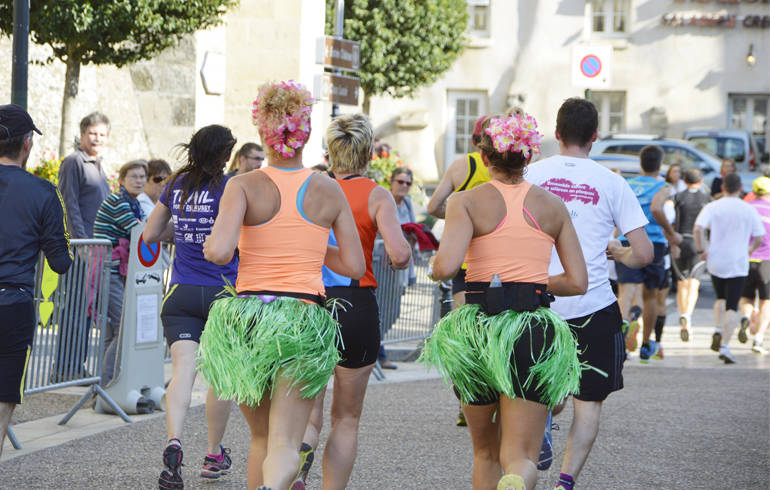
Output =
[
  {"x1": 558, "y1": 473, "x2": 575, "y2": 489},
  {"x1": 207, "y1": 449, "x2": 224, "y2": 462},
  {"x1": 654, "y1": 315, "x2": 665, "y2": 342},
  {"x1": 756, "y1": 333, "x2": 764, "y2": 343},
  {"x1": 167, "y1": 438, "x2": 181, "y2": 447}
]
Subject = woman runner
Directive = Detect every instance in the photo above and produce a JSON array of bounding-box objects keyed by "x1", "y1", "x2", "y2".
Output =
[
  {"x1": 421, "y1": 110, "x2": 588, "y2": 490},
  {"x1": 144, "y1": 125, "x2": 238, "y2": 489},
  {"x1": 199, "y1": 80, "x2": 365, "y2": 490}
]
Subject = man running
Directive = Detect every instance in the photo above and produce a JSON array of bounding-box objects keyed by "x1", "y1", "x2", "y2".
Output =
[
  {"x1": 615, "y1": 145, "x2": 683, "y2": 362},
  {"x1": 694, "y1": 173, "x2": 764, "y2": 364},
  {"x1": 738, "y1": 176, "x2": 770, "y2": 355},
  {"x1": 526, "y1": 98, "x2": 653, "y2": 490},
  {"x1": 673, "y1": 168, "x2": 710, "y2": 341}
]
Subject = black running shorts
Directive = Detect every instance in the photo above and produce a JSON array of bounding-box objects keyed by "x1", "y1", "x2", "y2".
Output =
[
  {"x1": 741, "y1": 261, "x2": 770, "y2": 301},
  {"x1": 161, "y1": 284, "x2": 226, "y2": 346},
  {"x1": 616, "y1": 242, "x2": 668, "y2": 289},
  {"x1": 0, "y1": 298, "x2": 35, "y2": 404},
  {"x1": 567, "y1": 302, "x2": 625, "y2": 402},
  {"x1": 674, "y1": 237, "x2": 700, "y2": 279},
  {"x1": 451, "y1": 267, "x2": 467, "y2": 296},
  {"x1": 326, "y1": 286, "x2": 380, "y2": 369},
  {"x1": 711, "y1": 275, "x2": 747, "y2": 312}
]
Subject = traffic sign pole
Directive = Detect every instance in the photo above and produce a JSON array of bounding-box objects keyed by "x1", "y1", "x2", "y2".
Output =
[{"x1": 332, "y1": 0, "x2": 345, "y2": 119}]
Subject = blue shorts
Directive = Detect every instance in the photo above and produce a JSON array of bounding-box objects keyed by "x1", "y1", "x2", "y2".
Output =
[{"x1": 615, "y1": 242, "x2": 668, "y2": 290}]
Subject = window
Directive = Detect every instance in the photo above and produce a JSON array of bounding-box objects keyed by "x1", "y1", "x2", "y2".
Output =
[
  {"x1": 445, "y1": 91, "x2": 487, "y2": 170},
  {"x1": 590, "y1": 0, "x2": 629, "y2": 35},
  {"x1": 729, "y1": 94, "x2": 769, "y2": 158},
  {"x1": 593, "y1": 91, "x2": 626, "y2": 136},
  {"x1": 467, "y1": 0, "x2": 490, "y2": 38}
]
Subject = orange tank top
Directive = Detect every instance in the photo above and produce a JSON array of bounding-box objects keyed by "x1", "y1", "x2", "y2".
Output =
[
  {"x1": 465, "y1": 181, "x2": 554, "y2": 284},
  {"x1": 337, "y1": 176, "x2": 378, "y2": 288},
  {"x1": 236, "y1": 166, "x2": 330, "y2": 296}
]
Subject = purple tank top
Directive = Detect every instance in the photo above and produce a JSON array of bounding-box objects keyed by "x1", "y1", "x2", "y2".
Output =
[{"x1": 750, "y1": 199, "x2": 770, "y2": 261}]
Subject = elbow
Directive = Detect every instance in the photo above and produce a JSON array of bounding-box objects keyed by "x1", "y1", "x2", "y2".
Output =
[
  {"x1": 204, "y1": 249, "x2": 231, "y2": 266},
  {"x1": 50, "y1": 256, "x2": 73, "y2": 274},
  {"x1": 391, "y1": 247, "x2": 412, "y2": 270},
  {"x1": 142, "y1": 230, "x2": 159, "y2": 244},
  {"x1": 431, "y1": 263, "x2": 453, "y2": 282},
  {"x1": 574, "y1": 275, "x2": 588, "y2": 295}
]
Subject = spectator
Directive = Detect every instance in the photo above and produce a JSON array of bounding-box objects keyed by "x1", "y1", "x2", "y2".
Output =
[
  {"x1": 225, "y1": 142, "x2": 264, "y2": 177},
  {"x1": 93, "y1": 160, "x2": 148, "y2": 385},
  {"x1": 711, "y1": 158, "x2": 736, "y2": 199},
  {"x1": 665, "y1": 163, "x2": 687, "y2": 196},
  {"x1": 0, "y1": 105, "x2": 72, "y2": 456},
  {"x1": 137, "y1": 159, "x2": 172, "y2": 218}
]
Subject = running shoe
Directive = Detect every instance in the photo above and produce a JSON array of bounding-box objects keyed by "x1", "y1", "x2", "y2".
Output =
[
  {"x1": 457, "y1": 409, "x2": 467, "y2": 427},
  {"x1": 738, "y1": 317, "x2": 750, "y2": 344},
  {"x1": 639, "y1": 341, "x2": 659, "y2": 363},
  {"x1": 710, "y1": 331, "x2": 722, "y2": 352},
  {"x1": 537, "y1": 412, "x2": 553, "y2": 471},
  {"x1": 653, "y1": 343, "x2": 664, "y2": 360},
  {"x1": 752, "y1": 341, "x2": 767, "y2": 355},
  {"x1": 159, "y1": 439, "x2": 184, "y2": 489},
  {"x1": 200, "y1": 445, "x2": 232, "y2": 479},
  {"x1": 290, "y1": 442, "x2": 314, "y2": 489},
  {"x1": 497, "y1": 474, "x2": 526, "y2": 490},
  {"x1": 625, "y1": 319, "x2": 640, "y2": 352},
  {"x1": 718, "y1": 345, "x2": 736, "y2": 364},
  {"x1": 679, "y1": 315, "x2": 690, "y2": 342}
]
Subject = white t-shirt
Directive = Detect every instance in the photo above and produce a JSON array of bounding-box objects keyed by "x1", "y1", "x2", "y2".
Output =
[
  {"x1": 694, "y1": 196, "x2": 765, "y2": 278},
  {"x1": 137, "y1": 192, "x2": 155, "y2": 221},
  {"x1": 526, "y1": 155, "x2": 648, "y2": 320}
]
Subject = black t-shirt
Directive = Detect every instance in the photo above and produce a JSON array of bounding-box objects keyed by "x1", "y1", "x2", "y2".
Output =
[
  {"x1": 0, "y1": 165, "x2": 72, "y2": 295},
  {"x1": 674, "y1": 188, "x2": 711, "y2": 235}
]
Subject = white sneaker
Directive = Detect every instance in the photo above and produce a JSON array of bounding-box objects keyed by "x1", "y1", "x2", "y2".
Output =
[
  {"x1": 718, "y1": 345, "x2": 736, "y2": 364},
  {"x1": 752, "y1": 341, "x2": 768, "y2": 355}
]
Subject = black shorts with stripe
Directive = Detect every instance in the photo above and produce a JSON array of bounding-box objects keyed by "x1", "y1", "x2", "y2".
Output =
[
  {"x1": 161, "y1": 284, "x2": 226, "y2": 346},
  {"x1": 0, "y1": 297, "x2": 35, "y2": 404}
]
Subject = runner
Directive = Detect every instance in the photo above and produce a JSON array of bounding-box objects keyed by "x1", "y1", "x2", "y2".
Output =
[
  {"x1": 615, "y1": 145, "x2": 682, "y2": 362},
  {"x1": 672, "y1": 168, "x2": 710, "y2": 341},
  {"x1": 297, "y1": 113, "x2": 411, "y2": 489},
  {"x1": 525, "y1": 98, "x2": 653, "y2": 490},
  {"x1": 739, "y1": 176, "x2": 770, "y2": 355},
  {"x1": 421, "y1": 110, "x2": 588, "y2": 490},
  {"x1": 694, "y1": 173, "x2": 764, "y2": 364},
  {"x1": 144, "y1": 125, "x2": 239, "y2": 489},
  {"x1": 198, "y1": 80, "x2": 365, "y2": 490}
]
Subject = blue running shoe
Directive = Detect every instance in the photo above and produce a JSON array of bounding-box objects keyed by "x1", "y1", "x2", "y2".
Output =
[
  {"x1": 639, "y1": 340, "x2": 659, "y2": 363},
  {"x1": 537, "y1": 412, "x2": 553, "y2": 470}
]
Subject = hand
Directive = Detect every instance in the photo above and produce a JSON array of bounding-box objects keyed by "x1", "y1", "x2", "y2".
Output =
[
  {"x1": 606, "y1": 239, "x2": 625, "y2": 261},
  {"x1": 202, "y1": 234, "x2": 213, "y2": 261},
  {"x1": 670, "y1": 244, "x2": 681, "y2": 260},
  {"x1": 667, "y1": 231, "x2": 683, "y2": 246},
  {"x1": 700, "y1": 251, "x2": 708, "y2": 261}
]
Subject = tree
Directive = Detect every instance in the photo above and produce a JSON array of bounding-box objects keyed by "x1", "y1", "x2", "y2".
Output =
[
  {"x1": 326, "y1": 0, "x2": 468, "y2": 114},
  {"x1": 0, "y1": 0, "x2": 236, "y2": 156}
]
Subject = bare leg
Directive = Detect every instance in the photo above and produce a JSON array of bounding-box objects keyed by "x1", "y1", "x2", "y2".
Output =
[
  {"x1": 165, "y1": 340, "x2": 198, "y2": 441},
  {"x1": 676, "y1": 280, "x2": 688, "y2": 316},
  {"x1": 263, "y1": 372, "x2": 316, "y2": 490},
  {"x1": 239, "y1": 398, "x2": 270, "y2": 489},
  {"x1": 498, "y1": 396, "x2": 549, "y2": 490},
  {"x1": 302, "y1": 390, "x2": 326, "y2": 451},
  {"x1": 0, "y1": 401, "x2": 16, "y2": 458},
  {"x1": 462, "y1": 402, "x2": 501, "y2": 490},
  {"x1": 754, "y1": 299, "x2": 770, "y2": 339},
  {"x1": 739, "y1": 297, "x2": 755, "y2": 322},
  {"x1": 722, "y1": 309, "x2": 739, "y2": 345},
  {"x1": 322, "y1": 364, "x2": 375, "y2": 490},
  {"x1": 560, "y1": 398, "x2": 602, "y2": 480},
  {"x1": 686, "y1": 278, "x2": 700, "y2": 315},
  {"x1": 205, "y1": 386, "x2": 232, "y2": 454},
  {"x1": 641, "y1": 286, "x2": 657, "y2": 344},
  {"x1": 616, "y1": 283, "x2": 637, "y2": 320},
  {"x1": 714, "y1": 299, "x2": 726, "y2": 332}
]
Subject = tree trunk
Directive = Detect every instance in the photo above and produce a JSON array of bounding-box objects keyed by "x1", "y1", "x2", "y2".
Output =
[
  {"x1": 58, "y1": 55, "x2": 80, "y2": 158},
  {"x1": 362, "y1": 92, "x2": 370, "y2": 116}
]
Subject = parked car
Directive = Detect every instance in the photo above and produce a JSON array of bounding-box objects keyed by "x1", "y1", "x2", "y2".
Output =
[
  {"x1": 683, "y1": 128, "x2": 768, "y2": 172},
  {"x1": 591, "y1": 154, "x2": 642, "y2": 178}
]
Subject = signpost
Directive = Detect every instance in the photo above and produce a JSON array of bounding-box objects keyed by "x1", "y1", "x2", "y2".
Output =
[
  {"x1": 571, "y1": 45, "x2": 612, "y2": 89},
  {"x1": 315, "y1": 73, "x2": 360, "y2": 106},
  {"x1": 316, "y1": 0, "x2": 361, "y2": 115},
  {"x1": 316, "y1": 36, "x2": 360, "y2": 71}
]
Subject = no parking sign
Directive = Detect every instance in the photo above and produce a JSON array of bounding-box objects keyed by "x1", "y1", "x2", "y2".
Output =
[{"x1": 571, "y1": 45, "x2": 612, "y2": 89}]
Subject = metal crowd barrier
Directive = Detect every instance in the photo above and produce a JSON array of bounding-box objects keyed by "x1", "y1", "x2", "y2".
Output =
[{"x1": 8, "y1": 239, "x2": 127, "y2": 450}]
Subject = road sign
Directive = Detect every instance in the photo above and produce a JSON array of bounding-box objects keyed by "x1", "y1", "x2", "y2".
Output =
[
  {"x1": 571, "y1": 45, "x2": 612, "y2": 89},
  {"x1": 137, "y1": 234, "x2": 160, "y2": 267},
  {"x1": 314, "y1": 73, "x2": 360, "y2": 106},
  {"x1": 316, "y1": 36, "x2": 360, "y2": 71}
]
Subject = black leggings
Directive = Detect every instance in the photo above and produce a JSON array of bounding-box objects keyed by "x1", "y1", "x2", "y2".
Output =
[{"x1": 710, "y1": 275, "x2": 747, "y2": 311}]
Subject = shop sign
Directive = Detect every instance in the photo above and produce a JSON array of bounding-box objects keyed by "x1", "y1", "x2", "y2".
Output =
[
  {"x1": 662, "y1": 13, "x2": 770, "y2": 27},
  {"x1": 673, "y1": 0, "x2": 769, "y2": 4}
]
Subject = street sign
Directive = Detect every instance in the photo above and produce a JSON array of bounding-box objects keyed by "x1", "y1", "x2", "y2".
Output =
[
  {"x1": 314, "y1": 73, "x2": 360, "y2": 106},
  {"x1": 571, "y1": 45, "x2": 612, "y2": 89},
  {"x1": 137, "y1": 234, "x2": 160, "y2": 267},
  {"x1": 316, "y1": 36, "x2": 360, "y2": 71}
]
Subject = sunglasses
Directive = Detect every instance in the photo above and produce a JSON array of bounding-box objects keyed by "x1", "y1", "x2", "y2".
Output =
[
  {"x1": 246, "y1": 155, "x2": 265, "y2": 162},
  {"x1": 395, "y1": 179, "x2": 412, "y2": 186},
  {"x1": 152, "y1": 175, "x2": 168, "y2": 183}
]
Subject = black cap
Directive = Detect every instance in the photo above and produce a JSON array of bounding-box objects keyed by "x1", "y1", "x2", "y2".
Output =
[{"x1": 0, "y1": 104, "x2": 43, "y2": 140}]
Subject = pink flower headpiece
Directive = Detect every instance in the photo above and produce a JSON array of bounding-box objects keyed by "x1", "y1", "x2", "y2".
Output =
[
  {"x1": 484, "y1": 112, "x2": 543, "y2": 159},
  {"x1": 251, "y1": 80, "x2": 315, "y2": 159}
]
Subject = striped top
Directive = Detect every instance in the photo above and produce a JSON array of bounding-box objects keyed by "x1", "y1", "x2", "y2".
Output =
[{"x1": 93, "y1": 192, "x2": 141, "y2": 252}]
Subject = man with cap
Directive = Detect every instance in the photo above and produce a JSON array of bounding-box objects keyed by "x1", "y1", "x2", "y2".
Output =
[
  {"x1": 0, "y1": 104, "x2": 72, "y2": 456},
  {"x1": 738, "y1": 176, "x2": 770, "y2": 355}
]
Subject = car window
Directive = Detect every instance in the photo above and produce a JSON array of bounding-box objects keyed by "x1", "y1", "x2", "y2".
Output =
[
  {"x1": 603, "y1": 144, "x2": 644, "y2": 155},
  {"x1": 687, "y1": 136, "x2": 745, "y2": 162},
  {"x1": 723, "y1": 138, "x2": 745, "y2": 161},
  {"x1": 662, "y1": 147, "x2": 698, "y2": 169}
]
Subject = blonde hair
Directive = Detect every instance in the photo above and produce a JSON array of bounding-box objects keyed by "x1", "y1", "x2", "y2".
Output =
[
  {"x1": 252, "y1": 81, "x2": 314, "y2": 160},
  {"x1": 326, "y1": 114, "x2": 374, "y2": 174}
]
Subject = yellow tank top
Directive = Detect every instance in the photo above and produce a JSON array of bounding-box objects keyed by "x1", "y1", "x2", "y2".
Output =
[{"x1": 455, "y1": 152, "x2": 490, "y2": 192}]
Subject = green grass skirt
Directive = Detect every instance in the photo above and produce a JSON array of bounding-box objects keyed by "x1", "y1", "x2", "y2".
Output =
[
  {"x1": 419, "y1": 304, "x2": 584, "y2": 409},
  {"x1": 198, "y1": 295, "x2": 341, "y2": 406}
]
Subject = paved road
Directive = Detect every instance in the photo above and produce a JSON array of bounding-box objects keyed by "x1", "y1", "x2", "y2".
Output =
[{"x1": 1, "y1": 284, "x2": 768, "y2": 489}]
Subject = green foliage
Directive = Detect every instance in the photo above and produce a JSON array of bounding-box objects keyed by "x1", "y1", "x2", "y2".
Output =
[
  {"x1": 366, "y1": 151, "x2": 427, "y2": 206},
  {"x1": 0, "y1": 0, "x2": 236, "y2": 67},
  {"x1": 29, "y1": 149, "x2": 62, "y2": 185},
  {"x1": 326, "y1": 0, "x2": 468, "y2": 99}
]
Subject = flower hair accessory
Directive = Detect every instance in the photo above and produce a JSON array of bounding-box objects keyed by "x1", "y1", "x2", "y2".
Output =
[
  {"x1": 484, "y1": 112, "x2": 543, "y2": 159},
  {"x1": 251, "y1": 80, "x2": 315, "y2": 159}
]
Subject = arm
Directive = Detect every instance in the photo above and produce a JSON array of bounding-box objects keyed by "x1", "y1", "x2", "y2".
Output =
[
  {"x1": 143, "y1": 202, "x2": 174, "y2": 244},
  {"x1": 693, "y1": 225, "x2": 709, "y2": 260},
  {"x1": 57, "y1": 158, "x2": 87, "y2": 238},
  {"x1": 372, "y1": 187, "x2": 411, "y2": 269},
  {"x1": 426, "y1": 156, "x2": 465, "y2": 218},
  {"x1": 750, "y1": 235, "x2": 763, "y2": 256},
  {"x1": 39, "y1": 188, "x2": 74, "y2": 274},
  {"x1": 324, "y1": 184, "x2": 366, "y2": 279},
  {"x1": 203, "y1": 179, "x2": 247, "y2": 265},
  {"x1": 608, "y1": 227, "x2": 654, "y2": 269},
  {"x1": 547, "y1": 201, "x2": 588, "y2": 296},
  {"x1": 431, "y1": 196, "x2": 473, "y2": 280},
  {"x1": 651, "y1": 186, "x2": 682, "y2": 245}
]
